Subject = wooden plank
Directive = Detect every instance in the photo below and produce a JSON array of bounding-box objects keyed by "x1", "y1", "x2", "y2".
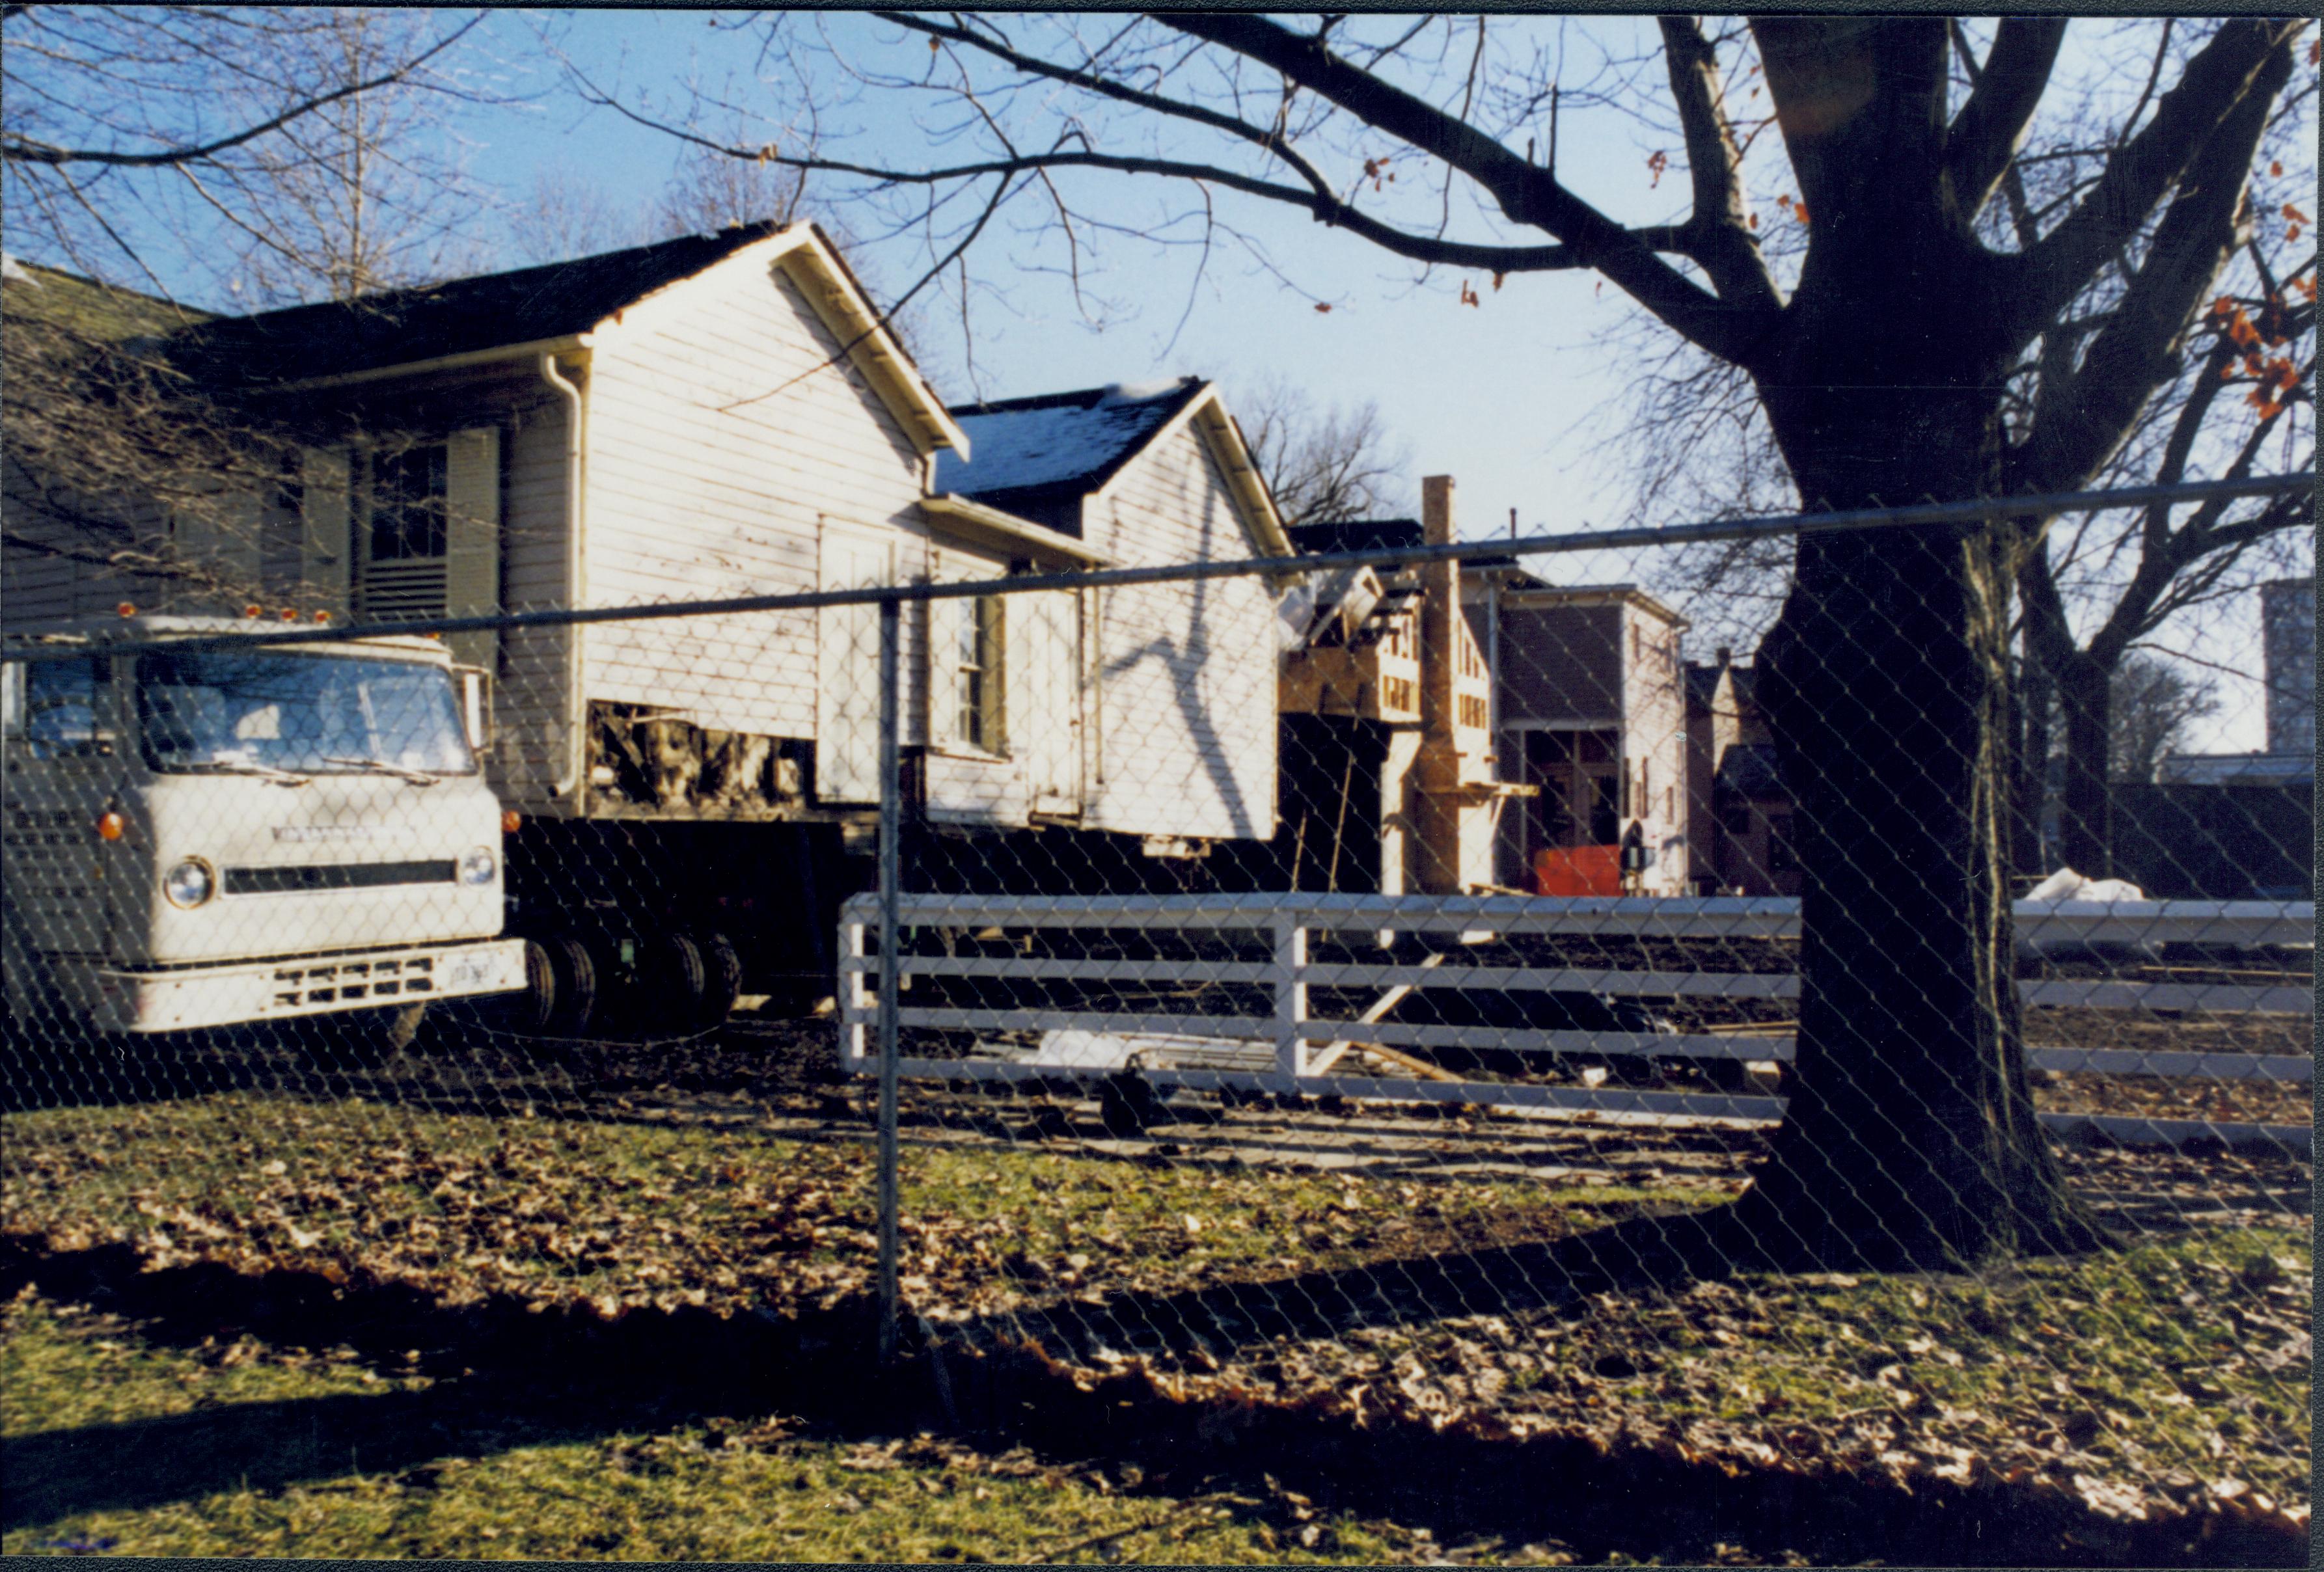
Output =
[
  {"x1": 2020, "y1": 979, "x2": 2312, "y2": 1014},
  {"x1": 847, "y1": 890, "x2": 2312, "y2": 947},
  {"x1": 2029, "y1": 1048, "x2": 2314, "y2": 1081}
]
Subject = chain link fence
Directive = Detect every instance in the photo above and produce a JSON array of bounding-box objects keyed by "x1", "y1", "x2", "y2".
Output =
[{"x1": 3, "y1": 476, "x2": 2312, "y2": 1557}]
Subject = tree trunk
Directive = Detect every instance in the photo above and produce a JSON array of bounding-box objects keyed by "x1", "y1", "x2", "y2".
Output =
[
  {"x1": 2055, "y1": 660, "x2": 2114, "y2": 877},
  {"x1": 2014, "y1": 651, "x2": 2053, "y2": 878},
  {"x1": 1731, "y1": 285, "x2": 2104, "y2": 1268}
]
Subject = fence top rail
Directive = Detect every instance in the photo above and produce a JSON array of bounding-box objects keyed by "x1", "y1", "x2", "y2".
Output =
[
  {"x1": 8, "y1": 471, "x2": 2310, "y2": 662},
  {"x1": 842, "y1": 890, "x2": 2315, "y2": 943}
]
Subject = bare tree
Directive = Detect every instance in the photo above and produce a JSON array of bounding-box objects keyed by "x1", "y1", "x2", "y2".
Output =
[
  {"x1": 1, "y1": 7, "x2": 492, "y2": 608},
  {"x1": 655, "y1": 139, "x2": 806, "y2": 239},
  {"x1": 2, "y1": 7, "x2": 493, "y2": 305},
  {"x1": 1237, "y1": 374, "x2": 1411, "y2": 528},
  {"x1": 500, "y1": 162, "x2": 655, "y2": 269},
  {"x1": 575, "y1": 12, "x2": 2317, "y2": 1266},
  {"x1": 2107, "y1": 653, "x2": 2221, "y2": 784},
  {"x1": 1, "y1": 265, "x2": 297, "y2": 609}
]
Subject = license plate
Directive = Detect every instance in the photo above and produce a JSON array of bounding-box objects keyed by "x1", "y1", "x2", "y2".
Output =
[{"x1": 444, "y1": 952, "x2": 500, "y2": 992}]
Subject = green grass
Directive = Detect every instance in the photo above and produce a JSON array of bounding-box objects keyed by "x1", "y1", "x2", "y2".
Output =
[
  {"x1": 0, "y1": 1092, "x2": 1714, "y2": 1320},
  {"x1": 0, "y1": 1294, "x2": 1445, "y2": 1562},
  {"x1": 1, "y1": 1089, "x2": 2309, "y2": 1536}
]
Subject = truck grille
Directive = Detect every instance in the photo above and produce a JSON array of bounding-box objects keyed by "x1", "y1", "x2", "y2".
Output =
[
  {"x1": 270, "y1": 954, "x2": 436, "y2": 1009},
  {"x1": 223, "y1": 860, "x2": 456, "y2": 895}
]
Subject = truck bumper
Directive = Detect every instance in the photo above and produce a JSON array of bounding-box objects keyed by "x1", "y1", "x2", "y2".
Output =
[{"x1": 79, "y1": 938, "x2": 526, "y2": 1034}]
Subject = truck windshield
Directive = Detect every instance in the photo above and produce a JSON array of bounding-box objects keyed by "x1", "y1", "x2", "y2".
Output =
[{"x1": 135, "y1": 651, "x2": 476, "y2": 777}]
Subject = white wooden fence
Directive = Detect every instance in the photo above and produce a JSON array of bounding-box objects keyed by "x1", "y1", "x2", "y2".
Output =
[{"x1": 838, "y1": 892, "x2": 2314, "y2": 1156}]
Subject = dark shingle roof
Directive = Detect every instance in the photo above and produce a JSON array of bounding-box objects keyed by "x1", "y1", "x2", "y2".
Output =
[
  {"x1": 1285, "y1": 518, "x2": 1423, "y2": 556},
  {"x1": 933, "y1": 378, "x2": 1207, "y2": 512},
  {"x1": 170, "y1": 222, "x2": 791, "y2": 386},
  {"x1": 2, "y1": 259, "x2": 215, "y2": 342}
]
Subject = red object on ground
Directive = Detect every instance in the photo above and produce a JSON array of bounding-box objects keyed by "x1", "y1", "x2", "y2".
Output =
[{"x1": 1535, "y1": 845, "x2": 1622, "y2": 897}]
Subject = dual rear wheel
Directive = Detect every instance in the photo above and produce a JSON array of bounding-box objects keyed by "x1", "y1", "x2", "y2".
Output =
[{"x1": 492, "y1": 926, "x2": 742, "y2": 1040}]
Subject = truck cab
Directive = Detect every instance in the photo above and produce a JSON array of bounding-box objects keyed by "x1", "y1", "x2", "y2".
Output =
[{"x1": 1, "y1": 616, "x2": 524, "y2": 1037}]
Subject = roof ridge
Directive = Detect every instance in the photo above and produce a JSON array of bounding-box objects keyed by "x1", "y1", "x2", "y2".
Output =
[
  {"x1": 948, "y1": 375, "x2": 1202, "y2": 418},
  {"x1": 204, "y1": 219, "x2": 794, "y2": 335}
]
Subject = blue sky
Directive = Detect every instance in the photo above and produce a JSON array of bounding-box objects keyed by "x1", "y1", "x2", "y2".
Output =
[
  {"x1": 12, "y1": 10, "x2": 2304, "y2": 750},
  {"x1": 461, "y1": 10, "x2": 1665, "y2": 545}
]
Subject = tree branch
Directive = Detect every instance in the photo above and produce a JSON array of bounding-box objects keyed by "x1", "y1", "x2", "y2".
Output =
[
  {"x1": 0, "y1": 14, "x2": 480, "y2": 169},
  {"x1": 1156, "y1": 11, "x2": 1778, "y2": 364},
  {"x1": 2003, "y1": 18, "x2": 2299, "y2": 346},
  {"x1": 1941, "y1": 18, "x2": 2068, "y2": 226},
  {"x1": 2006, "y1": 36, "x2": 2288, "y2": 494},
  {"x1": 576, "y1": 79, "x2": 1591, "y2": 274},
  {"x1": 877, "y1": 12, "x2": 1342, "y2": 208},
  {"x1": 1656, "y1": 15, "x2": 1781, "y2": 314}
]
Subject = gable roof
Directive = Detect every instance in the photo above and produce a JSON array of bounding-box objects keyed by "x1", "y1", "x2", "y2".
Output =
[
  {"x1": 934, "y1": 377, "x2": 1290, "y2": 558},
  {"x1": 171, "y1": 223, "x2": 793, "y2": 387},
  {"x1": 934, "y1": 378, "x2": 1208, "y2": 511},
  {"x1": 160, "y1": 223, "x2": 965, "y2": 454}
]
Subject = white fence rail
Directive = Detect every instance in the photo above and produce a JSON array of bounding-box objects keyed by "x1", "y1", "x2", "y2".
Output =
[{"x1": 839, "y1": 893, "x2": 2314, "y2": 1155}]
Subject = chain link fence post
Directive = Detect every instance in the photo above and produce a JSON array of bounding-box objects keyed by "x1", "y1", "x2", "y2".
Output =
[{"x1": 875, "y1": 595, "x2": 903, "y2": 1365}]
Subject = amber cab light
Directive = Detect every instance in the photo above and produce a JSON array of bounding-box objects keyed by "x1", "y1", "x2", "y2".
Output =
[
  {"x1": 313, "y1": 610, "x2": 331, "y2": 624},
  {"x1": 500, "y1": 809, "x2": 522, "y2": 836},
  {"x1": 115, "y1": 603, "x2": 137, "y2": 618},
  {"x1": 95, "y1": 811, "x2": 126, "y2": 841},
  {"x1": 244, "y1": 605, "x2": 264, "y2": 619}
]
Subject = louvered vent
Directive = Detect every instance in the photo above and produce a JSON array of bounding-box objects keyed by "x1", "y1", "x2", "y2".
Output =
[{"x1": 357, "y1": 558, "x2": 448, "y2": 621}]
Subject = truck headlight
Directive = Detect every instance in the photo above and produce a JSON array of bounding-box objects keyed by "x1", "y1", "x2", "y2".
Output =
[
  {"x1": 163, "y1": 857, "x2": 216, "y2": 909},
  {"x1": 458, "y1": 845, "x2": 497, "y2": 886}
]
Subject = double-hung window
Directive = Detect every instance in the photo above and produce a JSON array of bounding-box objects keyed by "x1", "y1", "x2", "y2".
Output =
[{"x1": 955, "y1": 594, "x2": 1005, "y2": 752}]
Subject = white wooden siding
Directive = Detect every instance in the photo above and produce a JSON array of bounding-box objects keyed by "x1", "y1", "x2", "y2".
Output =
[
  {"x1": 581, "y1": 248, "x2": 932, "y2": 746},
  {"x1": 1086, "y1": 420, "x2": 1278, "y2": 843}
]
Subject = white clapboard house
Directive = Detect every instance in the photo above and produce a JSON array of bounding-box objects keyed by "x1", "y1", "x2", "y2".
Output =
[
  {"x1": 3, "y1": 232, "x2": 1296, "y2": 1002},
  {"x1": 926, "y1": 378, "x2": 1292, "y2": 853}
]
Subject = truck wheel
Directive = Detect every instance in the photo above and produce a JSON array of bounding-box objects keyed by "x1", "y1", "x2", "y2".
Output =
[
  {"x1": 540, "y1": 934, "x2": 600, "y2": 1037},
  {"x1": 638, "y1": 931, "x2": 709, "y2": 1033},
  {"x1": 481, "y1": 937, "x2": 560, "y2": 1033},
  {"x1": 690, "y1": 928, "x2": 744, "y2": 1028}
]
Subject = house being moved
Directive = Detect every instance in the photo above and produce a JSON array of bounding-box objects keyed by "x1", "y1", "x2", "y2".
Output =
[{"x1": 1, "y1": 228, "x2": 1293, "y2": 1016}]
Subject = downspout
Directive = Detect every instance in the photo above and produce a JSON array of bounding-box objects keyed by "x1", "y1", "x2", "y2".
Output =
[{"x1": 539, "y1": 352, "x2": 587, "y2": 800}]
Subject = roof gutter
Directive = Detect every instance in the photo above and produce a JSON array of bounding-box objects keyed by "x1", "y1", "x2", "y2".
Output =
[
  {"x1": 265, "y1": 332, "x2": 593, "y2": 392},
  {"x1": 921, "y1": 493, "x2": 1110, "y2": 565},
  {"x1": 538, "y1": 349, "x2": 590, "y2": 800}
]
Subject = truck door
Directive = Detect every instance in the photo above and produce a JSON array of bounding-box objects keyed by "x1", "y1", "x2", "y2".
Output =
[
  {"x1": 1, "y1": 656, "x2": 117, "y2": 973},
  {"x1": 817, "y1": 527, "x2": 894, "y2": 803},
  {"x1": 1013, "y1": 588, "x2": 1083, "y2": 815}
]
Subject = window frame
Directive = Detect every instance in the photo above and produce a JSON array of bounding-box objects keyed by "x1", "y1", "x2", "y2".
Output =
[{"x1": 953, "y1": 592, "x2": 1007, "y2": 755}]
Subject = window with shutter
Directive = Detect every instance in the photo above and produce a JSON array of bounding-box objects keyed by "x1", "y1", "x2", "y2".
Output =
[{"x1": 356, "y1": 442, "x2": 450, "y2": 622}]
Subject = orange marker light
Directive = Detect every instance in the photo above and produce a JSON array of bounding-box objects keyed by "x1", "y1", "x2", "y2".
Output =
[
  {"x1": 95, "y1": 811, "x2": 125, "y2": 841},
  {"x1": 245, "y1": 605, "x2": 264, "y2": 619},
  {"x1": 500, "y1": 809, "x2": 522, "y2": 836},
  {"x1": 116, "y1": 603, "x2": 137, "y2": 618},
  {"x1": 313, "y1": 610, "x2": 331, "y2": 624},
  {"x1": 280, "y1": 608, "x2": 299, "y2": 621}
]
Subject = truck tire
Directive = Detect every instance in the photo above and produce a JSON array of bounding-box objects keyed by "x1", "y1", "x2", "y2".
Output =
[
  {"x1": 691, "y1": 928, "x2": 744, "y2": 1028},
  {"x1": 481, "y1": 937, "x2": 560, "y2": 1034},
  {"x1": 540, "y1": 933, "x2": 600, "y2": 1037},
  {"x1": 638, "y1": 930, "x2": 709, "y2": 1033}
]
